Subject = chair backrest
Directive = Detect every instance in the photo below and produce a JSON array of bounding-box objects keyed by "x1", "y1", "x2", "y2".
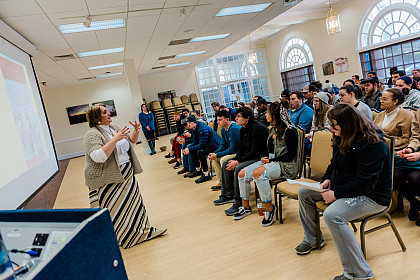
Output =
[
  {"x1": 173, "y1": 97, "x2": 183, "y2": 106},
  {"x1": 162, "y1": 99, "x2": 173, "y2": 108},
  {"x1": 190, "y1": 93, "x2": 198, "y2": 102},
  {"x1": 181, "y1": 95, "x2": 190, "y2": 104},
  {"x1": 185, "y1": 104, "x2": 193, "y2": 112},
  {"x1": 150, "y1": 101, "x2": 161, "y2": 110},
  {"x1": 296, "y1": 126, "x2": 306, "y2": 178},
  {"x1": 384, "y1": 134, "x2": 395, "y2": 182},
  {"x1": 310, "y1": 130, "x2": 334, "y2": 174},
  {"x1": 371, "y1": 110, "x2": 378, "y2": 121}
]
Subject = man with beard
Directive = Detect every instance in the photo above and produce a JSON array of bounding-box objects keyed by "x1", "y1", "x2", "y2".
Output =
[{"x1": 361, "y1": 77, "x2": 382, "y2": 111}]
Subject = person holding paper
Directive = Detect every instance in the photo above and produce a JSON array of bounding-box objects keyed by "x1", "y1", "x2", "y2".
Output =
[
  {"x1": 295, "y1": 103, "x2": 392, "y2": 280},
  {"x1": 234, "y1": 101, "x2": 299, "y2": 226},
  {"x1": 84, "y1": 103, "x2": 166, "y2": 249}
]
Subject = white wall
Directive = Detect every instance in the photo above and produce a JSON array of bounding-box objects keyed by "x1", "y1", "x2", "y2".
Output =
[
  {"x1": 139, "y1": 68, "x2": 200, "y2": 103},
  {"x1": 41, "y1": 76, "x2": 138, "y2": 159},
  {"x1": 265, "y1": 0, "x2": 372, "y2": 95}
]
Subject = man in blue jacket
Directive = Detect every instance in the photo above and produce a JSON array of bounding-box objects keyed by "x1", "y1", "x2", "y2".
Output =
[
  {"x1": 207, "y1": 110, "x2": 241, "y2": 191},
  {"x1": 184, "y1": 115, "x2": 222, "y2": 183},
  {"x1": 289, "y1": 91, "x2": 314, "y2": 133}
]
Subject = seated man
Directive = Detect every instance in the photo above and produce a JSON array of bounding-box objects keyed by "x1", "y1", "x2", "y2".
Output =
[
  {"x1": 255, "y1": 98, "x2": 269, "y2": 127},
  {"x1": 339, "y1": 85, "x2": 373, "y2": 120},
  {"x1": 208, "y1": 110, "x2": 241, "y2": 191},
  {"x1": 184, "y1": 115, "x2": 221, "y2": 184},
  {"x1": 219, "y1": 104, "x2": 236, "y2": 121},
  {"x1": 164, "y1": 111, "x2": 185, "y2": 168},
  {"x1": 302, "y1": 85, "x2": 316, "y2": 109},
  {"x1": 214, "y1": 107, "x2": 269, "y2": 216},
  {"x1": 361, "y1": 77, "x2": 382, "y2": 111},
  {"x1": 177, "y1": 118, "x2": 193, "y2": 176},
  {"x1": 289, "y1": 91, "x2": 314, "y2": 133}
]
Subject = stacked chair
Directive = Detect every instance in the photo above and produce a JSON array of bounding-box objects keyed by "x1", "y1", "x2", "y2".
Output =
[
  {"x1": 181, "y1": 95, "x2": 190, "y2": 105},
  {"x1": 161, "y1": 99, "x2": 177, "y2": 132},
  {"x1": 149, "y1": 101, "x2": 168, "y2": 135},
  {"x1": 172, "y1": 97, "x2": 186, "y2": 112}
]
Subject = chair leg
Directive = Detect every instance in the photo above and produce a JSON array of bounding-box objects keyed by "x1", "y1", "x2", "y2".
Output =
[
  {"x1": 274, "y1": 185, "x2": 279, "y2": 221},
  {"x1": 279, "y1": 194, "x2": 283, "y2": 224},
  {"x1": 350, "y1": 221, "x2": 357, "y2": 232},
  {"x1": 359, "y1": 221, "x2": 367, "y2": 258},
  {"x1": 255, "y1": 182, "x2": 260, "y2": 207},
  {"x1": 315, "y1": 210, "x2": 322, "y2": 250},
  {"x1": 385, "y1": 213, "x2": 407, "y2": 252}
]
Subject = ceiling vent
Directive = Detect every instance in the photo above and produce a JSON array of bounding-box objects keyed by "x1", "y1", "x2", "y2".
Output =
[
  {"x1": 78, "y1": 77, "x2": 94, "y2": 81},
  {"x1": 151, "y1": 66, "x2": 166, "y2": 70},
  {"x1": 158, "y1": 55, "x2": 175, "y2": 60},
  {"x1": 168, "y1": 39, "x2": 191, "y2": 46},
  {"x1": 52, "y1": 54, "x2": 79, "y2": 61}
]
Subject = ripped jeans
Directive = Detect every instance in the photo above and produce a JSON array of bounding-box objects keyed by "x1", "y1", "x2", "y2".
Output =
[{"x1": 238, "y1": 161, "x2": 281, "y2": 202}]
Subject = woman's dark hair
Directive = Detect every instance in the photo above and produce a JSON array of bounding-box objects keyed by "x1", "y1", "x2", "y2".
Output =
[
  {"x1": 236, "y1": 106, "x2": 254, "y2": 121},
  {"x1": 216, "y1": 109, "x2": 231, "y2": 119},
  {"x1": 313, "y1": 97, "x2": 330, "y2": 128},
  {"x1": 237, "y1": 102, "x2": 245, "y2": 108},
  {"x1": 268, "y1": 101, "x2": 288, "y2": 140},
  {"x1": 384, "y1": 88, "x2": 405, "y2": 105},
  {"x1": 281, "y1": 89, "x2": 290, "y2": 100},
  {"x1": 310, "y1": 81, "x2": 323, "y2": 91},
  {"x1": 327, "y1": 103, "x2": 381, "y2": 154},
  {"x1": 141, "y1": 103, "x2": 149, "y2": 113},
  {"x1": 86, "y1": 103, "x2": 106, "y2": 128}
]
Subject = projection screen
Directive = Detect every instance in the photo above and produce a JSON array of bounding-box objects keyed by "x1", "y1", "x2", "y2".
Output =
[{"x1": 0, "y1": 36, "x2": 58, "y2": 209}]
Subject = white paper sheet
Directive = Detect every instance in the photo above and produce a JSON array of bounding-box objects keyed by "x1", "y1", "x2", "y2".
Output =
[{"x1": 286, "y1": 179, "x2": 328, "y2": 192}]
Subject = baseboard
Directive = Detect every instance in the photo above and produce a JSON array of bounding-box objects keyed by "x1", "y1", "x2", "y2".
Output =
[{"x1": 57, "y1": 151, "x2": 85, "y2": 160}]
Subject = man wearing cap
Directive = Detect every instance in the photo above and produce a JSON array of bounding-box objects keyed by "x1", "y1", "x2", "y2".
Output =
[
  {"x1": 288, "y1": 91, "x2": 314, "y2": 133},
  {"x1": 255, "y1": 98, "x2": 269, "y2": 127},
  {"x1": 361, "y1": 77, "x2": 382, "y2": 111},
  {"x1": 302, "y1": 85, "x2": 315, "y2": 109},
  {"x1": 397, "y1": 76, "x2": 420, "y2": 110},
  {"x1": 183, "y1": 115, "x2": 222, "y2": 184}
]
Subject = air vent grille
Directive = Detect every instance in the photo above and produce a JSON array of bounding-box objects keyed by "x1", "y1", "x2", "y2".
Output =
[
  {"x1": 52, "y1": 54, "x2": 79, "y2": 61},
  {"x1": 78, "y1": 77, "x2": 94, "y2": 81},
  {"x1": 168, "y1": 39, "x2": 191, "y2": 46},
  {"x1": 158, "y1": 55, "x2": 175, "y2": 60},
  {"x1": 152, "y1": 66, "x2": 166, "y2": 70}
]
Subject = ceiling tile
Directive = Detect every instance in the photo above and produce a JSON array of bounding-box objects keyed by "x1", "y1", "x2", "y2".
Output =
[
  {"x1": 63, "y1": 31, "x2": 98, "y2": 42},
  {"x1": 128, "y1": 3, "x2": 164, "y2": 17},
  {"x1": 86, "y1": 0, "x2": 127, "y2": 10},
  {"x1": 103, "y1": 53, "x2": 125, "y2": 64},
  {"x1": 126, "y1": 14, "x2": 159, "y2": 25},
  {"x1": 80, "y1": 56, "x2": 105, "y2": 66},
  {"x1": 2, "y1": 14, "x2": 51, "y2": 30},
  {"x1": 0, "y1": 0, "x2": 44, "y2": 17},
  {"x1": 36, "y1": 0, "x2": 87, "y2": 13}
]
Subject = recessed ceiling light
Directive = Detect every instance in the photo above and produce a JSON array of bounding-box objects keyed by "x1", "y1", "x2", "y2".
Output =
[
  {"x1": 95, "y1": 72, "x2": 123, "y2": 78},
  {"x1": 88, "y1": 62, "x2": 123, "y2": 70},
  {"x1": 175, "y1": 51, "x2": 206, "y2": 57},
  {"x1": 184, "y1": 29, "x2": 194, "y2": 33},
  {"x1": 215, "y1": 3, "x2": 272, "y2": 17},
  {"x1": 78, "y1": 47, "x2": 124, "y2": 57},
  {"x1": 165, "y1": 62, "x2": 191, "y2": 67},
  {"x1": 190, "y1": 34, "x2": 230, "y2": 42},
  {"x1": 58, "y1": 19, "x2": 126, "y2": 34}
]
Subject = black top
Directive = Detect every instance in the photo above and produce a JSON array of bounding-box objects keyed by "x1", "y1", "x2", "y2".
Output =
[
  {"x1": 233, "y1": 119, "x2": 269, "y2": 163},
  {"x1": 255, "y1": 110, "x2": 269, "y2": 127},
  {"x1": 267, "y1": 127, "x2": 298, "y2": 163},
  {"x1": 322, "y1": 133, "x2": 392, "y2": 206}
]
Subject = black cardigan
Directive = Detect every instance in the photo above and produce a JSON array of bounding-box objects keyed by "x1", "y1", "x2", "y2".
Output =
[
  {"x1": 322, "y1": 134, "x2": 392, "y2": 206},
  {"x1": 233, "y1": 119, "x2": 269, "y2": 163}
]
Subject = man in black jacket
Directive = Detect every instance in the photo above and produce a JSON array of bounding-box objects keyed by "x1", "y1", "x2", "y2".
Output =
[
  {"x1": 214, "y1": 107, "x2": 269, "y2": 215},
  {"x1": 255, "y1": 98, "x2": 269, "y2": 127}
]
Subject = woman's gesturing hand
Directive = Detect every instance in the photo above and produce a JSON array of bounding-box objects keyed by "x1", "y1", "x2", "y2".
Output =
[
  {"x1": 113, "y1": 126, "x2": 130, "y2": 142},
  {"x1": 129, "y1": 121, "x2": 141, "y2": 132}
]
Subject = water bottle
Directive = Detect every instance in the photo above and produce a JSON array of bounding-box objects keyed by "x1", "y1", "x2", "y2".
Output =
[{"x1": 257, "y1": 198, "x2": 265, "y2": 216}]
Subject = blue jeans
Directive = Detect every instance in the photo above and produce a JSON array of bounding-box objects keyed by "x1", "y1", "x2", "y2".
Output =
[
  {"x1": 238, "y1": 161, "x2": 281, "y2": 202},
  {"x1": 298, "y1": 188, "x2": 386, "y2": 279},
  {"x1": 182, "y1": 144, "x2": 194, "y2": 171}
]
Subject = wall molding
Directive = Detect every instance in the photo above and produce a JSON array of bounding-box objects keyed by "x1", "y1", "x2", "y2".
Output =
[
  {"x1": 54, "y1": 136, "x2": 84, "y2": 144},
  {"x1": 57, "y1": 151, "x2": 85, "y2": 160}
]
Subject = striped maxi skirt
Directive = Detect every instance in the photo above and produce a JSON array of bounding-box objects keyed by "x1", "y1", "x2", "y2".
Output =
[{"x1": 89, "y1": 161, "x2": 156, "y2": 249}]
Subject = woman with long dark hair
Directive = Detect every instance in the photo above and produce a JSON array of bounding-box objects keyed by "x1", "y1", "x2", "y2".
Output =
[
  {"x1": 235, "y1": 101, "x2": 299, "y2": 226},
  {"x1": 138, "y1": 104, "x2": 156, "y2": 155},
  {"x1": 295, "y1": 103, "x2": 392, "y2": 280}
]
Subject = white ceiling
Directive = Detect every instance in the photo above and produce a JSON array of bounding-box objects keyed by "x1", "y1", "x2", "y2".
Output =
[{"x1": 0, "y1": 0, "x2": 345, "y2": 88}]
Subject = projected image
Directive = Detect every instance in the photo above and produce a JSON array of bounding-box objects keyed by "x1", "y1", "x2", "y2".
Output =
[
  {"x1": 0, "y1": 54, "x2": 47, "y2": 170},
  {"x1": 93, "y1": 100, "x2": 117, "y2": 117},
  {"x1": 66, "y1": 104, "x2": 89, "y2": 125}
]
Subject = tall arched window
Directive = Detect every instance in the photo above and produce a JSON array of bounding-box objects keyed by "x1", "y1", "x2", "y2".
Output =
[
  {"x1": 360, "y1": 0, "x2": 420, "y2": 48},
  {"x1": 280, "y1": 37, "x2": 315, "y2": 91}
]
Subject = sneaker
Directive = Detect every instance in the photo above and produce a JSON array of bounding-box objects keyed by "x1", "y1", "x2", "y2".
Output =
[
  {"x1": 177, "y1": 167, "x2": 189, "y2": 175},
  {"x1": 186, "y1": 170, "x2": 203, "y2": 178},
  {"x1": 261, "y1": 205, "x2": 277, "y2": 227},
  {"x1": 183, "y1": 171, "x2": 194, "y2": 178},
  {"x1": 211, "y1": 185, "x2": 221, "y2": 191},
  {"x1": 173, "y1": 161, "x2": 182, "y2": 169},
  {"x1": 408, "y1": 208, "x2": 419, "y2": 221},
  {"x1": 168, "y1": 158, "x2": 177, "y2": 164},
  {"x1": 213, "y1": 196, "x2": 234, "y2": 206},
  {"x1": 294, "y1": 241, "x2": 325, "y2": 255},
  {"x1": 333, "y1": 274, "x2": 351, "y2": 280},
  {"x1": 195, "y1": 174, "x2": 212, "y2": 183},
  {"x1": 233, "y1": 206, "x2": 251, "y2": 220},
  {"x1": 224, "y1": 205, "x2": 239, "y2": 216},
  {"x1": 164, "y1": 153, "x2": 172, "y2": 158}
]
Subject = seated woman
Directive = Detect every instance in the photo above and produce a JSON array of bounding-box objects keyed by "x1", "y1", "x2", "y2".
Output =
[
  {"x1": 395, "y1": 108, "x2": 420, "y2": 226},
  {"x1": 84, "y1": 104, "x2": 166, "y2": 249},
  {"x1": 235, "y1": 101, "x2": 299, "y2": 226},
  {"x1": 373, "y1": 88, "x2": 413, "y2": 151},
  {"x1": 295, "y1": 104, "x2": 392, "y2": 280},
  {"x1": 304, "y1": 92, "x2": 331, "y2": 155}
]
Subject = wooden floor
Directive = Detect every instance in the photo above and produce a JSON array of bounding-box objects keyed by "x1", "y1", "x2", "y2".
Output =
[{"x1": 54, "y1": 134, "x2": 420, "y2": 280}]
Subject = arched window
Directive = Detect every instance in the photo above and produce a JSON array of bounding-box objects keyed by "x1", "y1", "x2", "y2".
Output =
[
  {"x1": 360, "y1": 0, "x2": 420, "y2": 48},
  {"x1": 280, "y1": 37, "x2": 313, "y2": 70}
]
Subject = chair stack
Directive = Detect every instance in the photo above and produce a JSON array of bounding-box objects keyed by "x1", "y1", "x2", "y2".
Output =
[
  {"x1": 189, "y1": 93, "x2": 205, "y2": 118},
  {"x1": 172, "y1": 97, "x2": 185, "y2": 112},
  {"x1": 180, "y1": 95, "x2": 190, "y2": 105},
  {"x1": 149, "y1": 101, "x2": 168, "y2": 135},
  {"x1": 161, "y1": 99, "x2": 177, "y2": 131}
]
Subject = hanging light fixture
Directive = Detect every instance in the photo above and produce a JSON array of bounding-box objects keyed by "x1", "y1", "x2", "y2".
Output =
[
  {"x1": 326, "y1": 1, "x2": 341, "y2": 35},
  {"x1": 247, "y1": 34, "x2": 258, "y2": 65}
]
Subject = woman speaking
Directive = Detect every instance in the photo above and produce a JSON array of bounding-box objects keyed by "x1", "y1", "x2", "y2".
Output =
[{"x1": 84, "y1": 103, "x2": 166, "y2": 249}]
